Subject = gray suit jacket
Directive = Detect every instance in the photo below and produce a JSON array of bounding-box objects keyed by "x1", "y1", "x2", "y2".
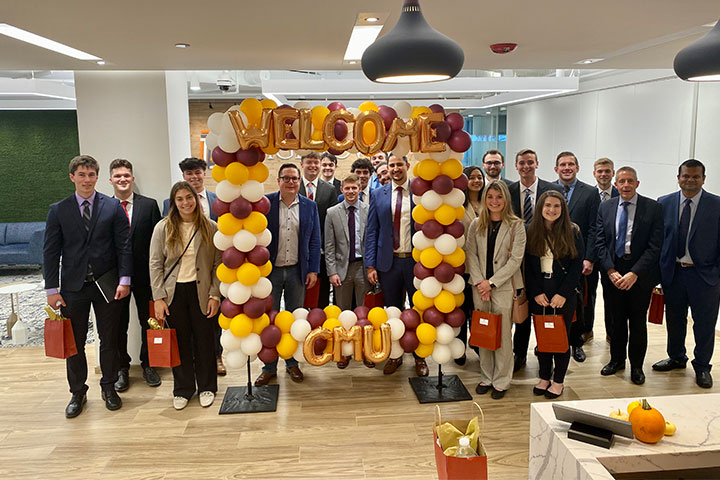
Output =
[{"x1": 325, "y1": 201, "x2": 369, "y2": 281}]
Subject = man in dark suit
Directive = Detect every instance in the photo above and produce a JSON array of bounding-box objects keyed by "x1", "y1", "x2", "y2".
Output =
[
  {"x1": 299, "y1": 152, "x2": 338, "y2": 309},
  {"x1": 596, "y1": 166, "x2": 663, "y2": 385},
  {"x1": 108, "y1": 159, "x2": 162, "y2": 391},
  {"x1": 320, "y1": 152, "x2": 342, "y2": 198},
  {"x1": 555, "y1": 151, "x2": 601, "y2": 363},
  {"x1": 508, "y1": 148, "x2": 563, "y2": 372},
  {"x1": 44, "y1": 155, "x2": 132, "y2": 418},
  {"x1": 366, "y1": 155, "x2": 428, "y2": 377},
  {"x1": 482, "y1": 149, "x2": 510, "y2": 184},
  {"x1": 254, "y1": 163, "x2": 321, "y2": 386},
  {"x1": 653, "y1": 159, "x2": 720, "y2": 388}
]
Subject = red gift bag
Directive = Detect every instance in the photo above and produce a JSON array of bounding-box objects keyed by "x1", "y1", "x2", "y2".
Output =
[
  {"x1": 469, "y1": 310, "x2": 502, "y2": 351},
  {"x1": 434, "y1": 402, "x2": 488, "y2": 480},
  {"x1": 303, "y1": 281, "x2": 320, "y2": 309},
  {"x1": 147, "y1": 322, "x2": 180, "y2": 368},
  {"x1": 534, "y1": 309, "x2": 569, "y2": 353},
  {"x1": 364, "y1": 284, "x2": 385, "y2": 308},
  {"x1": 648, "y1": 287, "x2": 664, "y2": 325},
  {"x1": 43, "y1": 308, "x2": 78, "y2": 359}
]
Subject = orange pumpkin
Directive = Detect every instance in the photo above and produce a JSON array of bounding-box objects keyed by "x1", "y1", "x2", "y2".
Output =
[{"x1": 628, "y1": 399, "x2": 666, "y2": 444}]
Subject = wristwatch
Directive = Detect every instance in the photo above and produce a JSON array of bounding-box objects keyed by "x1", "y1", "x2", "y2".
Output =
[{"x1": 489, "y1": 281, "x2": 496, "y2": 289}]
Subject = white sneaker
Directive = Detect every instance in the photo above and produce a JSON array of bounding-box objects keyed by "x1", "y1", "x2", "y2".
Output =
[
  {"x1": 173, "y1": 396, "x2": 188, "y2": 410},
  {"x1": 199, "y1": 391, "x2": 215, "y2": 407}
]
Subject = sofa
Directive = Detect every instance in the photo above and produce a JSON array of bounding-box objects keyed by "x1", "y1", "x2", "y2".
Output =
[{"x1": 0, "y1": 222, "x2": 45, "y2": 266}]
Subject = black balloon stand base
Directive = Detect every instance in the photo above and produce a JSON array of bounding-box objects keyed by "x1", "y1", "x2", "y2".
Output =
[
  {"x1": 218, "y1": 361, "x2": 279, "y2": 415},
  {"x1": 409, "y1": 365, "x2": 472, "y2": 404}
]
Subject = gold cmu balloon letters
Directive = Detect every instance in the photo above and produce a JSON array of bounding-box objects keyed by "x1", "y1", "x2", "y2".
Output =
[{"x1": 304, "y1": 324, "x2": 391, "y2": 366}]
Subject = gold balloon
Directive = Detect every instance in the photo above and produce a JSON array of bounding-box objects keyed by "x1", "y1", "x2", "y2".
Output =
[
  {"x1": 299, "y1": 108, "x2": 325, "y2": 150},
  {"x1": 419, "y1": 112, "x2": 447, "y2": 153},
  {"x1": 332, "y1": 325, "x2": 363, "y2": 362},
  {"x1": 273, "y1": 108, "x2": 300, "y2": 150},
  {"x1": 362, "y1": 324, "x2": 391, "y2": 363},
  {"x1": 227, "y1": 109, "x2": 273, "y2": 150},
  {"x1": 354, "y1": 110, "x2": 386, "y2": 155},
  {"x1": 382, "y1": 117, "x2": 421, "y2": 153},
  {"x1": 303, "y1": 328, "x2": 333, "y2": 366},
  {"x1": 323, "y1": 109, "x2": 354, "y2": 152}
]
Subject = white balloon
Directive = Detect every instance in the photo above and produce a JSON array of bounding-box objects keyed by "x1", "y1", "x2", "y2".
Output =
[
  {"x1": 413, "y1": 277, "x2": 422, "y2": 290},
  {"x1": 457, "y1": 235, "x2": 466, "y2": 248},
  {"x1": 393, "y1": 101, "x2": 412, "y2": 120},
  {"x1": 216, "y1": 180, "x2": 242, "y2": 203},
  {"x1": 213, "y1": 231, "x2": 234, "y2": 251},
  {"x1": 390, "y1": 341, "x2": 405, "y2": 359},
  {"x1": 435, "y1": 323, "x2": 455, "y2": 345},
  {"x1": 228, "y1": 281, "x2": 251, "y2": 305},
  {"x1": 218, "y1": 130, "x2": 240, "y2": 153},
  {"x1": 420, "y1": 277, "x2": 442, "y2": 298},
  {"x1": 207, "y1": 112, "x2": 225, "y2": 134},
  {"x1": 442, "y1": 189, "x2": 466, "y2": 209},
  {"x1": 240, "y1": 333, "x2": 263, "y2": 356},
  {"x1": 256, "y1": 229, "x2": 272, "y2": 247},
  {"x1": 431, "y1": 149, "x2": 452, "y2": 162},
  {"x1": 290, "y1": 318, "x2": 312, "y2": 342},
  {"x1": 338, "y1": 310, "x2": 358, "y2": 330},
  {"x1": 224, "y1": 350, "x2": 248, "y2": 369},
  {"x1": 219, "y1": 282, "x2": 230, "y2": 298},
  {"x1": 240, "y1": 180, "x2": 264, "y2": 203},
  {"x1": 412, "y1": 194, "x2": 422, "y2": 205},
  {"x1": 449, "y1": 338, "x2": 466, "y2": 359},
  {"x1": 445, "y1": 274, "x2": 466, "y2": 295},
  {"x1": 220, "y1": 328, "x2": 244, "y2": 352},
  {"x1": 386, "y1": 306, "x2": 402, "y2": 319},
  {"x1": 233, "y1": 230, "x2": 257, "y2": 252},
  {"x1": 293, "y1": 101, "x2": 312, "y2": 110},
  {"x1": 412, "y1": 231, "x2": 434, "y2": 251},
  {"x1": 205, "y1": 133, "x2": 219, "y2": 152},
  {"x1": 435, "y1": 234, "x2": 458, "y2": 255},
  {"x1": 452, "y1": 326, "x2": 461, "y2": 337},
  {"x1": 341, "y1": 342, "x2": 355, "y2": 357},
  {"x1": 387, "y1": 318, "x2": 406, "y2": 341},
  {"x1": 248, "y1": 354, "x2": 258, "y2": 364},
  {"x1": 292, "y1": 308, "x2": 309, "y2": 320},
  {"x1": 421, "y1": 190, "x2": 443, "y2": 211},
  {"x1": 391, "y1": 136, "x2": 410, "y2": 157},
  {"x1": 296, "y1": 149, "x2": 311, "y2": 157},
  {"x1": 431, "y1": 343, "x2": 452, "y2": 364},
  {"x1": 251, "y1": 277, "x2": 272, "y2": 298},
  {"x1": 347, "y1": 107, "x2": 361, "y2": 117},
  {"x1": 291, "y1": 119, "x2": 300, "y2": 139},
  {"x1": 293, "y1": 343, "x2": 305, "y2": 363}
]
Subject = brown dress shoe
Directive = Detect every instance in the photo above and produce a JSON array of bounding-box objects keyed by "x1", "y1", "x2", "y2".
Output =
[
  {"x1": 383, "y1": 357, "x2": 403, "y2": 375},
  {"x1": 337, "y1": 357, "x2": 350, "y2": 369},
  {"x1": 363, "y1": 359, "x2": 376, "y2": 368},
  {"x1": 254, "y1": 371, "x2": 276, "y2": 386},
  {"x1": 286, "y1": 366, "x2": 304, "y2": 383},
  {"x1": 216, "y1": 356, "x2": 227, "y2": 376},
  {"x1": 415, "y1": 358, "x2": 429, "y2": 377}
]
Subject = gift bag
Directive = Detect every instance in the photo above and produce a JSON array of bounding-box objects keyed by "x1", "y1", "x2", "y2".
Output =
[
  {"x1": 147, "y1": 319, "x2": 180, "y2": 367},
  {"x1": 43, "y1": 306, "x2": 78, "y2": 359},
  {"x1": 303, "y1": 281, "x2": 320, "y2": 309},
  {"x1": 364, "y1": 283, "x2": 385, "y2": 308},
  {"x1": 434, "y1": 402, "x2": 488, "y2": 480},
  {"x1": 469, "y1": 310, "x2": 502, "y2": 351},
  {"x1": 534, "y1": 308, "x2": 569, "y2": 353},
  {"x1": 648, "y1": 287, "x2": 664, "y2": 325}
]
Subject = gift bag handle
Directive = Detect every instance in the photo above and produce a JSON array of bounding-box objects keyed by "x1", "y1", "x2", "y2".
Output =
[
  {"x1": 434, "y1": 402, "x2": 485, "y2": 442},
  {"x1": 541, "y1": 306, "x2": 558, "y2": 316}
]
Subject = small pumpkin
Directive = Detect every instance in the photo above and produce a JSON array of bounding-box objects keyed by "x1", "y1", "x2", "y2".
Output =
[
  {"x1": 664, "y1": 421, "x2": 677, "y2": 436},
  {"x1": 609, "y1": 409, "x2": 629, "y2": 422},
  {"x1": 628, "y1": 399, "x2": 666, "y2": 444},
  {"x1": 627, "y1": 400, "x2": 641, "y2": 415}
]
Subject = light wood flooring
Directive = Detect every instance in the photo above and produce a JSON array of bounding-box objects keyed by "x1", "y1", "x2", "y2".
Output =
[{"x1": 0, "y1": 314, "x2": 717, "y2": 479}]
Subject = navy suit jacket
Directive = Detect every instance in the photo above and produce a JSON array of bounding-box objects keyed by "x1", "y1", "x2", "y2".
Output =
[
  {"x1": 658, "y1": 190, "x2": 720, "y2": 287},
  {"x1": 43, "y1": 192, "x2": 132, "y2": 293},
  {"x1": 563, "y1": 180, "x2": 601, "y2": 263},
  {"x1": 129, "y1": 193, "x2": 161, "y2": 288},
  {"x1": 365, "y1": 182, "x2": 415, "y2": 272},
  {"x1": 163, "y1": 190, "x2": 218, "y2": 221},
  {"x1": 266, "y1": 192, "x2": 321, "y2": 282}
]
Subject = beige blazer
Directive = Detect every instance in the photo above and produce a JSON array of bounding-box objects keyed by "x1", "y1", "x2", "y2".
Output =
[
  {"x1": 149, "y1": 219, "x2": 221, "y2": 314},
  {"x1": 465, "y1": 218, "x2": 525, "y2": 293}
]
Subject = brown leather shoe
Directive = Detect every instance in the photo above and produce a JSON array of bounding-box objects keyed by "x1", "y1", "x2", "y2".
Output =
[
  {"x1": 254, "y1": 371, "x2": 276, "y2": 386},
  {"x1": 415, "y1": 358, "x2": 429, "y2": 377},
  {"x1": 581, "y1": 331, "x2": 594, "y2": 343},
  {"x1": 286, "y1": 366, "x2": 304, "y2": 383},
  {"x1": 383, "y1": 357, "x2": 403, "y2": 375},
  {"x1": 337, "y1": 357, "x2": 350, "y2": 369},
  {"x1": 216, "y1": 356, "x2": 227, "y2": 376},
  {"x1": 363, "y1": 359, "x2": 376, "y2": 369}
]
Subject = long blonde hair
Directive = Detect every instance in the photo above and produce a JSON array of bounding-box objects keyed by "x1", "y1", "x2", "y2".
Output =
[
  {"x1": 165, "y1": 181, "x2": 214, "y2": 254},
  {"x1": 475, "y1": 180, "x2": 519, "y2": 230}
]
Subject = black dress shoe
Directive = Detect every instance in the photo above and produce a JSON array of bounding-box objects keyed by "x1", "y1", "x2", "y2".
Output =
[
  {"x1": 696, "y1": 371, "x2": 713, "y2": 388},
  {"x1": 490, "y1": 388, "x2": 506, "y2": 400},
  {"x1": 652, "y1": 358, "x2": 687, "y2": 372},
  {"x1": 513, "y1": 355, "x2": 526, "y2": 373},
  {"x1": 142, "y1": 367, "x2": 162, "y2": 387},
  {"x1": 101, "y1": 389, "x2": 122, "y2": 411},
  {"x1": 580, "y1": 331, "x2": 594, "y2": 343},
  {"x1": 454, "y1": 354, "x2": 466, "y2": 366},
  {"x1": 65, "y1": 392, "x2": 87, "y2": 418},
  {"x1": 631, "y1": 368, "x2": 645, "y2": 385},
  {"x1": 572, "y1": 346, "x2": 586, "y2": 362},
  {"x1": 114, "y1": 369, "x2": 129, "y2": 392},
  {"x1": 475, "y1": 383, "x2": 491, "y2": 395},
  {"x1": 533, "y1": 386, "x2": 548, "y2": 396},
  {"x1": 544, "y1": 386, "x2": 564, "y2": 399},
  {"x1": 601, "y1": 361, "x2": 625, "y2": 376}
]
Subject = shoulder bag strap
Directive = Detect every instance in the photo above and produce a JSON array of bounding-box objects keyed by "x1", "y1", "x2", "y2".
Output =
[{"x1": 163, "y1": 228, "x2": 198, "y2": 283}]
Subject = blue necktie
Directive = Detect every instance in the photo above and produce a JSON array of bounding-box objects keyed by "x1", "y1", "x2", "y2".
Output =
[
  {"x1": 615, "y1": 201, "x2": 630, "y2": 258},
  {"x1": 677, "y1": 198, "x2": 692, "y2": 258}
]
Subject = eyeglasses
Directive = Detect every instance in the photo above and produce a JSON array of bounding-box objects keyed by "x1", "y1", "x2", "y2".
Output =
[
  {"x1": 280, "y1": 176, "x2": 300, "y2": 183},
  {"x1": 483, "y1": 161, "x2": 502, "y2": 167}
]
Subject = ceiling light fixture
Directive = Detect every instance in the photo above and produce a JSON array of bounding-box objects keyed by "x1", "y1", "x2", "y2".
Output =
[
  {"x1": 365, "y1": 17, "x2": 380, "y2": 23},
  {"x1": 344, "y1": 25, "x2": 383, "y2": 61},
  {"x1": 175, "y1": 43, "x2": 190, "y2": 48},
  {"x1": 674, "y1": 19, "x2": 720, "y2": 81},
  {"x1": 0, "y1": 23, "x2": 101, "y2": 61},
  {"x1": 576, "y1": 58, "x2": 604, "y2": 65},
  {"x1": 361, "y1": 0, "x2": 464, "y2": 83},
  {"x1": 96, "y1": 61, "x2": 106, "y2": 66}
]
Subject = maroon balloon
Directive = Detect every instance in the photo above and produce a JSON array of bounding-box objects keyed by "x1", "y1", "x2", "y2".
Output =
[
  {"x1": 414, "y1": 221, "x2": 424, "y2": 232},
  {"x1": 454, "y1": 264, "x2": 466, "y2": 276},
  {"x1": 400, "y1": 309, "x2": 421, "y2": 330},
  {"x1": 246, "y1": 245, "x2": 270, "y2": 266},
  {"x1": 212, "y1": 146, "x2": 236, "y2": 166},
  {"x1": 314, "y1": 337, "x2": 327, "y2": 355},
  {"x1": 252, "y1": 196, "x2": 271, "y2": 215},
  {"x1": 445, "y1": 308, "x2": 466, "y2": 328},
  {"x1": 221, "y1": 298, "x2": 243, "y2": 318},
  {"x1": 229, "y1": 196, "x2": 252, "y2": 219},
  {"x1": 422, "y1": 307, "x2": 445, "y2": 327},
  {"x1": 428, "y1": 104, "x2": 446, "y2": 116},
  {"x1": 399, "y1": 330, "x2": 420, "y2": 353},
  {"x1": 334, "y1": 121, "x2": 348, "y2": 141},
  {"x1": 413, "y1": 263, "x2": 434, "y2": 280},
  {"x1": 377, "y1": 105, "x2": 398, "y2": 131},
  {"x1": 448, "y1": 130, "x2": 472, "y2": 153},
  {"x1": 268, "y1": 309, "x2": 279, "y2": 323},
  {"x1": 221, "y1": 247, "x2": 246, "y2": 269},
  {"x1": 260, "y1": 324, "x2": 282, "y2": 348},
  {"x1": 236, "y1": 147, "x2": 260, "y2": 166},
  {"x1": 453, "y1": 173, "x2": 469, "y2": 191},
  {"x1": 328, "y1": 147, "x2": 344, "y2": 156},
  {"x1": 327, "y1": 102, "x2": 346, "y2": 111},
  {"x1": 212, "y1": 198, "x2": 230, "y2": 217},
  {"x1": 422, "y1": 220, "x2": 444, "y2": 239},
  {"x1": 445, "y1": 221, "x2": 465, "y2": 238},
  {"x1": 432, "y1": 175, "x2": 454, "y2": 195},
  {"x1": 307, "y1": 308, "x2": 327, "y2": 330},
  {"x1": 243, "y1": 297, "x2": 266, "y2": 319},
  {"x1": 355, "y1": 318, "x2": 372, "y2": 328},
  {"x1": 433, "y1": 121, "x2": 452, "y2": 143},
  {"x1": 410, "y1": 177, "x2": 432, "y2": 196},
  {"x1": 354, "y1": 305, "x2": 370, "y2": 320},
  {"x1": 256, "y1": 150, "x2": 266, "y2": 163},
  {"x1": 434, "y1": 262, "x2": 455, "y2": 283},
  {"x1": 285, "y1": 132, "x2": 296, "y2": 140},
  {"x1": 264, "y1": 295, "x2": 274, "y2": 313},
  {"x1": 445, "y1": 113, "x2": 464, "y2": 132},
  {"x1": 258, "y1": 346, "x2": 279, "y2": 364}
]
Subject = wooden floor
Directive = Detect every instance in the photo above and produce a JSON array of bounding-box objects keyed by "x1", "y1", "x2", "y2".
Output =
[{"x1": 0, "y1": 317, "x2": 717, "y2": 479}]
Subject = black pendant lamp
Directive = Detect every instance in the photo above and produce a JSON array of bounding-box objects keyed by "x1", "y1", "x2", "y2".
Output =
[
  {"x1": 674, "y1": 19, "x2": 720, "y2": 81},
  {"x1": 361, "y1": 0, "x2": 464, "y2": 83}
]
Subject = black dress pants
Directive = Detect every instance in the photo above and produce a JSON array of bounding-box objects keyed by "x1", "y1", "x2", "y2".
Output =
[
  {"x1": 533, "y1": 277, "x2": 575, "y2": 384},
  {"x1": 116, "y1": 284, "x2": 153, "y2": 370}
]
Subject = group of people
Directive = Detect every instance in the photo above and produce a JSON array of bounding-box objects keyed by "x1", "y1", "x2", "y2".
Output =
[{"x1": 43, "y1": 145, "x2": 719, "y2": 418}]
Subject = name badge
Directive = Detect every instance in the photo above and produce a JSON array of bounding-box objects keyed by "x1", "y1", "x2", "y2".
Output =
[
  {"x1": 479, "y1": 319, "x2": 489, "y2": 326},
  {"x1": 544, "y1": 322, "x2": 554, "y2": 329},
  {"x1": 154, "y1": 337, "x2": 164, "y2": 344}
]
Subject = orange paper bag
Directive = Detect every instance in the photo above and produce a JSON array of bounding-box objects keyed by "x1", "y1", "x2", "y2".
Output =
[
  {"x1": 434, "y1": 403, "x2": 488, "y2": 480},
  {"x1": 533, "y1": 311, "x2": 569, "y2": 353},
  {"x1": 469, "y1": 310, "x2": 502, "y2": 351},
  {"x1": 147, "y1": 327, "x2": 180, "y2": 368},
  {"x1": 364, "y1": 284, "x2": 385, "y2": 308},
  {"x1": 648, "y1": 288, "x2": 664, "y2": 325},
  {"x1": 44, "y1": 308, "x2": 78, "y2": 359},
  {"x1": 303, "y1": 281, "x2": 320, "y2": 309}
]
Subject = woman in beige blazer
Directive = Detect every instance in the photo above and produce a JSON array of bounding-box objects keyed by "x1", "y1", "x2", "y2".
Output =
[
  {"x1": 465, "y1": 180, "x2": 526, "y2": 399},
  {"x1": 149, "y1": 181, "x2": 221, "y2": 410}
]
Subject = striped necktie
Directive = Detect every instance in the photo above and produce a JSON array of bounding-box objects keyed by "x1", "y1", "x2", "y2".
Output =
[
  {"x1": 82, "y1": 200, "x2": 91, "y2": 231},
  {"x1": 523, "y1": 188, "x2": 533, "y2": 225}
]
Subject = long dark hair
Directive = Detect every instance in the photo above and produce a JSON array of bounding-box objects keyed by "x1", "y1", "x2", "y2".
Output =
[
  {"x1": 166, "y1": 181, "x2": 214, "y2": 254},
  {"x1": 526, "y1": 190, "x2": 578, "y2": 258},
  {"x1": 462, "y1": 165, "x2": 485, "y2": 207}
]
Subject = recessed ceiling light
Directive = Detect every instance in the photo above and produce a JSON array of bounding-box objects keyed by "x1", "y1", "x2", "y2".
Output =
[
  {"x1": 349, "y1": 60, "x2": 357, "y2": 65},
  {"x1": 467, "y1": 114, "x2": 474, "y2": 117},
  {"x1": 365, "y1": 16, "x2": 380, "y2": 22},
  {"x1": 96, "y1": 60, "x2": 105, "y2": 65},
  {"x1": 576, "y1": 58, "x2": 604, "y2": 65},
  {"x1": 344, "y1": 25, "x2": 383, "y2": 60},
  {"x1": 175, "y1": 43, "x2": 190, "y2": 48},
  {"x1": 485, "y1": 111, "x2": 491, "y2": 114},
  {"x1": 0, "y1": 23, "x2": 101, "y2": 61}
]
